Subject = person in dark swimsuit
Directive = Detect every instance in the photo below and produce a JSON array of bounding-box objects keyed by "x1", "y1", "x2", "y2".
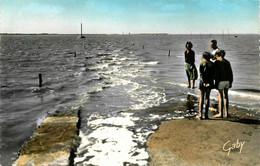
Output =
[
  {"x1": 214, "y1": 50, "x2": 233, "y2": 118},
  {"x1": 184, "y1": 41, "x2": 197, "y2": 88},
  {"x1": 198, "y1": 52, "x2": 215, "y2": 120}
]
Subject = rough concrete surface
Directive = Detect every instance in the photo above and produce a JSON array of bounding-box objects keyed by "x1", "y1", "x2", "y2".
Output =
[
  {"x1": 15, "y1": 112, "x2": 80, "y2": 166},
  {"x1": 148, "y1": 118, "x2": 260, "y2": 166}
]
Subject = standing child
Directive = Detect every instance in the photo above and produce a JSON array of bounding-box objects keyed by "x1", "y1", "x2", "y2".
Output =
[
  {"x1": 184, "y1": 41, "x2": 197, "y2": 89},
  {"x1": 210, "y1": 39, "x2": 219, "y2": 61},
  {"x1": 214, "y1": 50, "x2": 233, "y2": 118},
  {"x1": 198, "y1": 52, "x2": 215, "y2": 119}
]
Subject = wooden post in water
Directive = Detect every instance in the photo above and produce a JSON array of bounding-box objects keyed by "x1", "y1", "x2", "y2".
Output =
[
  {"x1": 39, "y1": 74, "x2": 42, "y2": 87},
  {"x1": 79, "y1": 23, "x2": 85, "y2": 38},
  {"x1": 74, "y1": 52, "x2": 76, "y2": 58},
  {"x1": 168, "y1": 50, "x2": 171, "y2": 56},
  {"x1": 143, "y1": 45, "x2": 144, "y2": 49}
]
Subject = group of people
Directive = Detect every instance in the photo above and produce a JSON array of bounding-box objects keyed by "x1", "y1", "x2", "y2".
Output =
[{"x1": 184, "y1": 40, "x2": 233, "y2": 120}]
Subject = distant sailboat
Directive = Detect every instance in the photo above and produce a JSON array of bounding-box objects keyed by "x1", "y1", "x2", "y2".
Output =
[{"x1": 79, "y1": 23, "x2": 85, "y2": 39}]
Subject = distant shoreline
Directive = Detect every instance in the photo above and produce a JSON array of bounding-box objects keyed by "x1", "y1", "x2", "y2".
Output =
[{"x1": 0, "y1": 33, "x2": 258, "y2": 36}]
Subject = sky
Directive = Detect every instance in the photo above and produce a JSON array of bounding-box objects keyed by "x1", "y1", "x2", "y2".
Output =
[{"x1": 0, "y1": 0, "x2": 259, "y2": 34}]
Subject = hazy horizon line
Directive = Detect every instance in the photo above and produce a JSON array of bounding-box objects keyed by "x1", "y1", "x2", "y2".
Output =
[{"x1": 1, "y1": 32, "x2": 258, "y2": 35}]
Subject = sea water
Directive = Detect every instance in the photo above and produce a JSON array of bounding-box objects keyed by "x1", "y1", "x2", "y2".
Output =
[{"x1": 0, "y1": 34, "x2": 259, "y2": 166}]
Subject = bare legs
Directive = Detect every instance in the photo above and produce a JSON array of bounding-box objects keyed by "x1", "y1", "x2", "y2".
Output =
[
  {"x1": 187, "y1": 78, "x2": 195, "y2": 89},
  {"x1": 204, "y1": 89, "x2": 211, "y2": 118},
  {"x1": 214, "y1": 89, "x2": 229, "y2": 118},
  {"x1": 191, "y1": 80, "x2": 195, "y2": 89},
  {"x1": 198, "y1": 91, "x2": 204, "y2": 118},
  {"x1": 198, "y1": 88, "x2": 211, "y2": 119},
  {"x1": 215, "y1": 91, "x2": 223, "y2": 118},
  {"x1": 186, "y1": 71, "x2": 191, "y2": 88},
  {"x1": 187, "y1": 80, "x2": 191, "y2": 88},
  {"x1": 223, "y1": 88, "x2": 229, "y2": 117},
  {"x1": 186, "y1": 70, "x2": 195, "y2": 88}
]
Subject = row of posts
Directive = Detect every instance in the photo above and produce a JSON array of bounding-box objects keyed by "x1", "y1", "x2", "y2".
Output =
[{"x1": 38, "y1": 45, "x2": 172, "y2": 87}]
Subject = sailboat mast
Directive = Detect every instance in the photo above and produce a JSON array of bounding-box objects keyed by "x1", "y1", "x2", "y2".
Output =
[
  {"x1": 81, "y1": 23, "x2": 82, "y2": 37},
  {"x1": 79, "y1": 23, "x2": 85, "y2": 38}
]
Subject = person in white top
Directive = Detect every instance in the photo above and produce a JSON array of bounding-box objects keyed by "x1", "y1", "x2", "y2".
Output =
[
  {"x1": 209, "y1": 40, "x2": 219, "y2": 113},
  {"x1": 210, "y1": 40, "x2": 219, "y2": 62}
]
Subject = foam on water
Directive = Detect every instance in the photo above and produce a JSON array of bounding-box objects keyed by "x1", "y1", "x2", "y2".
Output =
[
  {"x1": 75, "y1": 128, "x2": 149, "y2": 166},
  {"x1": 74, "y1": 113, "x2": 149, "y2": 166},
  {"x1": 128, "y1": 83, "x2": 167, "y2": 110},
  {"x1": 87, "y1": 50, "x2": 167, "y2": 111},
  {"x1": 74, "y1": 112, "x2": 185, "y2": 166},
  {"x1": 165, "y1": 81, "x2": 188, "y2": 88},
  {"x1": 73, "y1": 49, "x2": 173, "y2": 165},
  {"x1": 229, "y1": 90, "x2": 260, "y2": 101},
  {"x1": 139, "y1": 61, "x2": 159, "y2": 65},
  {"x1": 36, "y1": 115, "x2": 47, "y2": 127},
  {"x1": 88, "y1": 112, "x2": 136, "y2": 127}
]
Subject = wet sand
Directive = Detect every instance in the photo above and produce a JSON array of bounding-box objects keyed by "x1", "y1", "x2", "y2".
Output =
[{"x1": 147, "y1": 106, "x2": 260, "y2": 166}]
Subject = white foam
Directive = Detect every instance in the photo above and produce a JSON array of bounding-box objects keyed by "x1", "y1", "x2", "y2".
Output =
[
  {"x1": 88, "y1": 113, "x2": 136, "y2": 127},
  {"x1": 149, "y1": 113, "x2": 184, "y2": 121},
  {"x1": 165, "y1": 81, "x2": 187, "y2": 88},
  {"x1": 229, "y1": 90, "x2": 260, "y2": 100},
  {"x1": 36, "y1": 115, "x2": 47, "y2": 127},
  {"x1": 74, "y1": 51, "x2": 183, "y2": 165},
  {"x1": 87, "y1": 53, "x2": 164, "y2": 112},
  {"x1": 78, "y1": 127, "x2": 138, "y2": 166},
  {"x1": 88, "y1": 84, "x2": 103, "y2": 94},
  {"x1": 128, "y1": 84, "x2": 167, "y2": 110},
  {"x1": 140, "y1": 61, "x2": 159, "y2": 65},
  {"x1": 75, "y1": 113, "x2": 149, "y2": 166}
]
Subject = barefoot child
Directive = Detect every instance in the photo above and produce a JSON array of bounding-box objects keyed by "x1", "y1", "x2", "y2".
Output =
[
  {"x1": 184, "y1": 41, "x2": 197, "y2": 88},
  {"x1": 198, "y1": 52, "x2": 215, "y2": 119},
  {"x1": 214, "y1": 50, "x2": 233, "y2": 118}
]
